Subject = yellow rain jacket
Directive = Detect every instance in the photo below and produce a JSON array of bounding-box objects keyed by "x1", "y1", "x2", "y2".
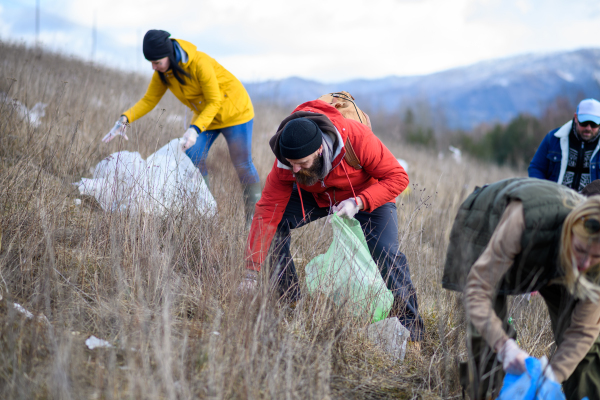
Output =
[{"x1": 123, "y1": 39, "x2": 254, "y2": 132}]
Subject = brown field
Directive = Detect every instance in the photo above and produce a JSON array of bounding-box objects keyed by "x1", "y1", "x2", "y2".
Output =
[{"x1": 0, "y1": 40, "x2": 553, "y2": 399}]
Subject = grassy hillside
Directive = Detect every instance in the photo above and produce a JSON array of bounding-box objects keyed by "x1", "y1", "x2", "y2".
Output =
[{"x1": 0, "y1": 40, "x2": 552, "y2": 399}]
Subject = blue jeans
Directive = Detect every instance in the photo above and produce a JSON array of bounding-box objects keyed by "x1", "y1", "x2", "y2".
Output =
[
  {"x1": 185, "y1": 119, "x2": 259, "y2": 185},
  {"x1": 270, "y1": 186, "x2": 424, "y2": 341}
]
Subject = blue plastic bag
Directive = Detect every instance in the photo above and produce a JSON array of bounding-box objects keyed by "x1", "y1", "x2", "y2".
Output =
[{"x1": 498, "y1": 357, "x2": 565, "y2": 400}]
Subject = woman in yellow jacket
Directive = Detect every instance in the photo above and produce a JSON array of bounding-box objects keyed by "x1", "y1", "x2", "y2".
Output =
[{"x1": 104, "y1": 29, "x2": 261, "y2": 226}]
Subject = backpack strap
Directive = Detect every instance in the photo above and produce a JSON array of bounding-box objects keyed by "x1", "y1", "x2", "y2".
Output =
[{"x1": 344, "y1": 138, "x2": 362, "y2": 170}]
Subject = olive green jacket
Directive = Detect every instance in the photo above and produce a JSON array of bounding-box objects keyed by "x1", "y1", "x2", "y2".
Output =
[{"x1": 442, "y1": 178, "x2": 582, "y2": 294}]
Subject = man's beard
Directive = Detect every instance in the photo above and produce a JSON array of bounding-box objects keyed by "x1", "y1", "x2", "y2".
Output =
[
  {"x1": 295, "y1": 156, "x2": 323, "y2": 186},
  {"x1": 575, "y1": 122, "x2": 600, "y2": 142}
]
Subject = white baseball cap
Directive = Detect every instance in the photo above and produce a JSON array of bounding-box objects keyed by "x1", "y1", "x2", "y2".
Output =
[{"x1": 577, "y1": 98, "x2": 600, "y2": 124}]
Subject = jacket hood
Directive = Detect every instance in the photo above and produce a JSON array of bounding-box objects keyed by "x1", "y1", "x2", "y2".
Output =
[
  {"x1": 269, "y1": 102, "x2": 346, "y2": 168},
  {"x1": 172, "y1": 39, "x2": 197, "y2": 68}
]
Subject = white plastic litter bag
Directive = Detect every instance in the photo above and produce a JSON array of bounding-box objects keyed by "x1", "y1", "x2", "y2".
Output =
[
  {"x1": 75, "y1": 139, "x2": 217, "y2": 217},
  {"x1": 366, "y1": 317, "x2": 411, "y2": 362}
]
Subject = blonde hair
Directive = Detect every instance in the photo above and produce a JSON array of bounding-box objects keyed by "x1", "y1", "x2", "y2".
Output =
[{"x1": 559, "y1": 196, "x2": 600, "y2": 302}]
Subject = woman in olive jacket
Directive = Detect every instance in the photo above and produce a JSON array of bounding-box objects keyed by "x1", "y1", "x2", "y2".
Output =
[
  {"x1": 443, "y1": 178, "x2": 600, "y2": 400},
  {"x1": 104, "y1": 29, "x2": 261, "y2": 226}
]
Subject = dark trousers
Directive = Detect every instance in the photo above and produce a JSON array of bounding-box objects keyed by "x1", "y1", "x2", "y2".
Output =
[
  {"x1": 269, "y1": 186, "x2": 424, "y2": 341},
  {"x1": 465, "y1": 284, "x2": 600, "y2": 400}
]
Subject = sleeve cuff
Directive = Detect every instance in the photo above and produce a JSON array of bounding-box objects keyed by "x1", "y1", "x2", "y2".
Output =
[{"x1": 358, "y1": 194, "x2": 369, "y2": 212}]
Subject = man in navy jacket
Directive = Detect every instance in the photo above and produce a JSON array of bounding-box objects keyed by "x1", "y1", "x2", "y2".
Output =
[{"x1": 529, "y1": 98, "x2": 600, "y2": 192}]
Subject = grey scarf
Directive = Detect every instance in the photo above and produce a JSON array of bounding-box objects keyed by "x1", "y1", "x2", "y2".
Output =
[{"x1": 318, "y1": 132, "x2": 334, "y2": 180}]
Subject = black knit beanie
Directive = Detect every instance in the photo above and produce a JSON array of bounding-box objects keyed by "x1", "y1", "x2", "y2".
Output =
[
  {"x1": 143, "y1": 30, "x2": 173, "y2": 61},
  {"x1": 279, "y1": 118, "x2": 323, "y2": 160}
]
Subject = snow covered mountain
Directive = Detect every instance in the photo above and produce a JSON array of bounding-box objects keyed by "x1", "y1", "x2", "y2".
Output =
[{"x1": 244, "y1": 48, "x2": 600, "y2": 130}]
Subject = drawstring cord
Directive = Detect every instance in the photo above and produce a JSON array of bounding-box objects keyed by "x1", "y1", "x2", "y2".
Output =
[
  {"x1": 296, "y1": 183, "x2": 306, "y2": 221},
  {"x1": 340, "y1": 161, "x2": 358, "y2": 204}
]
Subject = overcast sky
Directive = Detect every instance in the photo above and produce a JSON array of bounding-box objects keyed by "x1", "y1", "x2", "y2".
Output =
[{"x1": 1, "y1": 0, "x2": 600, "y2": 83}]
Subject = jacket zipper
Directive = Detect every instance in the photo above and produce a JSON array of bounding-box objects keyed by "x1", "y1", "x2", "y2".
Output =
[{"x1": 574, "y1": 139, "x2": 585, "y2": 190}]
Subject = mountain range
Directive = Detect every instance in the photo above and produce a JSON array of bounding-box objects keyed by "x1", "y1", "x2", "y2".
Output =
[{"x1": 244, "y1": 48, "x2": 600, "y2": 130}]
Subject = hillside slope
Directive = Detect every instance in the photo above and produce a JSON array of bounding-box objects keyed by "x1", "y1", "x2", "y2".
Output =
[{"x1": 1, "y1": 40, "x2": 548, "y2": 399}]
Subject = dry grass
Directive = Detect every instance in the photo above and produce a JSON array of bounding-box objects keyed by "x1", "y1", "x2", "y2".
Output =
[{"x1": 0, "y1": 40, "x2": 554, "y2": 399}]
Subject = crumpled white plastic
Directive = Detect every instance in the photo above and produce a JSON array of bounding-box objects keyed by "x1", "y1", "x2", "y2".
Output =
[
  {"x1": 85, "y1": 335, "x2": 113, "y2": 350},
  {"x1": 13, "y1": 303, "x2": 34, "y2": 319},
  {"x1": 12, "y1": 302, "x2": 50, "y2": 325},
  {"x1": 74, "y1": 138, "x2": 217, "y2": 217},
  {"x1": 396, "y1": 158, "x2": 409, "y2": 172},
  {"x1": 1, "y1": 93, "x2": 47, "y2": 128}
]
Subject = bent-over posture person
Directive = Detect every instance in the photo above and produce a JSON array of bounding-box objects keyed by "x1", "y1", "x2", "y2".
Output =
[
  {"x1": 242, "y1": 98, "x2": 424, "y2": 341},
  {"x1": 103, "y1": 29, "x2": 261, "y2": 227},
  {"x1": 443, "y1": 177, "x2": 600, "y2": 400}
]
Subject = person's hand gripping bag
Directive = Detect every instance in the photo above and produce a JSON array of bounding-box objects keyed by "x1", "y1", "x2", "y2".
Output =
[
  {"x1": 305, "y1": 214, "x2": 393, "y2": 322},
  {"x1": 498, "y1": 356, "x2": 565, "y2": 400}
]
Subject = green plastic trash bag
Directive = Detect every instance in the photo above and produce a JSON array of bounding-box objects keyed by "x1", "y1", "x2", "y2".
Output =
[{"x1": 305, "y1": 214, "x2": 394, "y2": 322}]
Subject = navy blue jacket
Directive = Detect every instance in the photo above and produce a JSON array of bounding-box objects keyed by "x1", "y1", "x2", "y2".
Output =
[{"x1": 528, "y1": 120, "x2": 600, "y2": 183}]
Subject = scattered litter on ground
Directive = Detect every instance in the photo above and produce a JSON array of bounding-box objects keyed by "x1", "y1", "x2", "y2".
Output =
[
  {"x1": 74, "y1": 199, "x2": 82, "y2": 205},
  {"x1": 449, "y1": 146, "x2": 462, "y2": 163},
  {"x1": 1, "y1": 93, "x2": 47, "y2": 127},
  {"x1": 396, "y1": 158, "x2": 411, "y2": 197},
  {"x1": 396, "y1": 158, "x2": 409, "y2": 172},
  {"x1": 366, "y1": 317, "x2": 411, "y2": 362},
  {"x1": 85, "y1": 335, "x2": 113, "y2": 350},
  {"x1": 74, "y1": 138, "x2": 217, "y2": 216},
  {"x1": 11, "y1": 302, "x2": 51, "y2": 325},
  {"x1": 13, "y1": 303, "x2": 34, "y2": 318}
]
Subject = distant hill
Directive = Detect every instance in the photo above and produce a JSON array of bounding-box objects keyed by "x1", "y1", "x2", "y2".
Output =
[{"x1": 244, "y1": 48, "x2": 600, "y2": 130}]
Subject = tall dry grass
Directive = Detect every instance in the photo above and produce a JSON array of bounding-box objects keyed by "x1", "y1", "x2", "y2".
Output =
[{"x1": 0, "y1": 40, "x2": 554, "y2": 399}]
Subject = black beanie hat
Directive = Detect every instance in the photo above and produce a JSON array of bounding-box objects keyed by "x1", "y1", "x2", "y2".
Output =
[
  {"x1": 279, "y1": 118, "x2": 323, "y2": 160},
  {"x1": 143, "y1": 29, "x2": 174, "y2": 61}
]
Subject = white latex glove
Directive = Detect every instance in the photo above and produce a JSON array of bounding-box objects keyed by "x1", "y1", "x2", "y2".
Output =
[
  {"x1": 539, "y1": 355, "x2": 558, "y2": 382},
  {"x1": 332, "y1": 198, "x2": 360, "y2": 219},
  {"x1": 237, "y1": 270, "x2": 258, "y2": 294},
  {"x1": 181, "y1": 127, "x2": 199, "y2": 151},
  {"x1": 498, "y1": 339, "x2": 529, "y2": 375},
  {"x1": 102, "y1": 116, "x2": 129, "y2": 143}
]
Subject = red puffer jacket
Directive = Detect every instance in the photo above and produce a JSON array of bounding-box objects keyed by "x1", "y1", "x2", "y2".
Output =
[{"x1": 246, "y1": 100, "x2": 409, "y2": 271}]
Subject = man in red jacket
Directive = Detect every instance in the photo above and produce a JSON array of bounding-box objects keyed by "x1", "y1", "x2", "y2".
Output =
[{"x1": 244, "y1": 100, "x2": 423, "y2": 341}]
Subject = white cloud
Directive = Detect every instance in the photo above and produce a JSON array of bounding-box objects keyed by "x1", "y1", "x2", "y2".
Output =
[
  {"x1": 3, "y1": 0, "x2": 600, "y2": 82},
  {"x1": 0, "y1": 5, "x2": 11, "y2": 37}
]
